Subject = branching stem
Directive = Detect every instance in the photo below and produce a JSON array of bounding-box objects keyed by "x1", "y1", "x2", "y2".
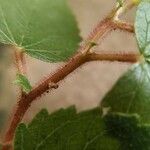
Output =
[
  {"x1": 112, "y1": 20, "x2": 134, "y2": 33},
  {"x1": 2, "y1": 2, "x2": 137, "y2": 148}
]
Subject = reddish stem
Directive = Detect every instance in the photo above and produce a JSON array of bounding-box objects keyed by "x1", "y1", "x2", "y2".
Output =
[
  {"x1": 88, "y1": 51, "x2": 139, "y2": 62},
  {"x1": 2, "y1": 11, "x2": 136, "y2": 147},
  {"x1": 4, "y1": 52, "x2": 88, "y2": 143},
  {"x1": 3, "y1": 51, "x2": 139, "y2": 145},
  {"x1": 112, "y1": 21, "x2": 134, "y2": 33},
  {"x1": 14, "y1": 49, "x2": 26, "y2": 75}
]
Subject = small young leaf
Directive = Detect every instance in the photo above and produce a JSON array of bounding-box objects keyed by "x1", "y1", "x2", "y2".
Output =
[
  {"x1": 14, "y1": 106, "x2": 120, "y2": 150},
  {"x1": 104, "y1": 113, "x2": 150, "y2": 150},
  {"x1": 101, "y1": 63, "x2": 150, "y2": 123},
  {"x1": 135, "y1": 2, "x2": 150, "y2": 58},
  {"x1": 0, "y1": 0, "x2": 81, "y2": 62},
  {"x1": 13, "y1": 74, "x2": 32, "y2": 94}
]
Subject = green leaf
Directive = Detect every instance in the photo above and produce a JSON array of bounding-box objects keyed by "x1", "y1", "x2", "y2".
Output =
[
  {"x1": 14, "y1": 106, "x2": 120, "y2": 150},
  {"x1": 0, "y1": 0, "x2": 81, "y2": 62},
  {"x1": 13, "y1": 74, "x2": 32, "y2": 94},
  {"x1": 135, "y1": 2, "x2": 150, "y2": 58},
  {"x1": 101, "y1": 63, "x2": 150, "y2": 123},
  {"x1": 14, "y1": 124, "x2": 34, "y2": 150},
  {"x1": 104, "y1": 113, "x2": 150, "y2": 150}
]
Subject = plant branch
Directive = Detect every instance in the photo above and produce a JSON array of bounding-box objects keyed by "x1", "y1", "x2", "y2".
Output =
[
  {"x1": 14, "y1": 47, "x2": 28, "y2": 108},
  {"x1": 111, "y1": 20, "x2": 134, "y2": 33},
  {"x1": 79, "y1": 18, "x2": 114, "y2": 53},
  {"x1": 87, "y1": 51, "x2": 139, "y2": 63},
  {"x1": 3, "y1": 52, "x2": 88, "y2": 145},
  {"x1": 14, "y1": 47, "x2": 26, "y2": 76},
  {"x1": 2, "y1": 2, "x2": 138, "y2": 147},
  {"x1": 3, "y1": 20, "x2": 115, "y2": 145},
  {"x1": 3, "y1": 50, "x2": 139, "y2": 145},
  {"x1": 1, "y1": 48, "x2": 28, "y2": 150}
]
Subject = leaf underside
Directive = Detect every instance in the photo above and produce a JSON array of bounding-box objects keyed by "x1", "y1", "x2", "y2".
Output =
[{"x1": 0, "y1": 0, "x2": 81, "y2": 62}]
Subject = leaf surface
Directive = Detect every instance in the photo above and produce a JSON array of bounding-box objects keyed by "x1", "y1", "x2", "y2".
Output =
[
  {"x1": 14, "y1": 106, "x2": 120, "y2": 150},
  {"x1": 104, "y1": 113, "x2": 150, "y2": 150},
  {"x1": 0, "y1": 0, "x2": 81, "y2": 62},
  {"x1": 101, "y1": 3, "x2": 150, "y2": 148},
  {"x1": 13, "y1": 74, "x2": 32, "y2": 94},
  {"x1": 101, "y1": 63, "x2": 150, "y2": 123},
  {"x1": 135, "y1": 2, "x2": 150, "y2": 58},
  {"x1": 102, "y1": 2, "x2": 150, "y2": 123}
]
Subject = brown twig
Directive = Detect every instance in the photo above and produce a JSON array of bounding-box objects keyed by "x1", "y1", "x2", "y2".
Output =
[
  {"x1": 2, "y1": 2, "x2": 137, "y2": 147},
  {"x1": 3, "y1": 52, "x2": 88, "y2": 144},
  {"x1": 114, "y1": 0, "x2": 135, "y2": 20},
  {"x1": 2, "y1": 48, "x2": 28, "y2": 150},
  {"x1": 14, "y1": 48, "x2": 26, "y2": 75},
  {"x1": 111, "y1": 20, "x2": 134, "y2": 33},
  {"x1": 3, "y1": 19, "x2": 114, "y2": 145},
  {"x1": 3, "y1": 51, "x2": 139, "y2": 145},
  {"x1": 13, "y1": 47, "x2": 28, "y2": 96},
  {"x1": 87, "y1": 51, "x2": 139, "y2": 63}
]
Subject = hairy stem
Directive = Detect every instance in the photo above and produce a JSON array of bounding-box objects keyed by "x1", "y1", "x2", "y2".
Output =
[
  {"x1": 87, "y1": 51, "x2": 139, "y2": 62},
  {"x1": 14, "y1": 48, "x2": 26, "y2": 75},
  {"x1": 80, "y1": 19, "x2": 113, "y2": 52},
  {"x1": 3, "y1": 3, "x2": 136, "y2": 146},
  {"x1": 3, "y1": 51, "x2": 139, "y2": 145},
  {"x1": 4, "y1": 52, "x2": 88, "y2": 144},
  {"x1": 14, "y1": 47, "x2": 28, "y2": 97},
  {"x1": 112, "y1": 20, "x2": 134, "y2": 33},
  {"x1": 2, "y1": 48, "x2": 27, "y2": 150},
  {"x1": 3, "y1": 19, "x2": 113, "y2": 145}
]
